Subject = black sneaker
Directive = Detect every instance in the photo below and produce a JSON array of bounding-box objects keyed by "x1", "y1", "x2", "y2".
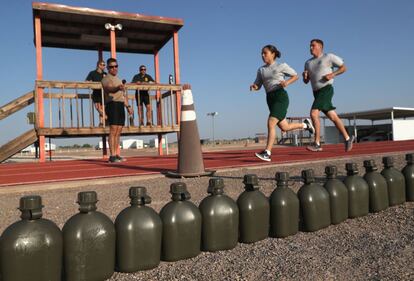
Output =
[
  {"x1": 116, "y1": 155, "x2": 126, "y2": 162},
  {"x1": 304, "y1": 118, "x2": 315, "y2": 135},
  {"x1": 345, "y1": 135, "x2": 355, "y2": 152},
  {"x1": 306, "y1": 142, "x2": 323, "y2": 152},
  {"x1": 255, "y1": 150, "x2": 271, "y2": 162},
  {"x1": 108, "y1": 156, "x2": 121, "y2": 163}
]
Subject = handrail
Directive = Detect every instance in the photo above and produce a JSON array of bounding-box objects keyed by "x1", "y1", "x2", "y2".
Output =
[
  {"x1": 36, "y1": 80, "x2": 182, "y2": 91},
  {"x1": 0, "y1": 91, "x2": 35, "y2": 121}
]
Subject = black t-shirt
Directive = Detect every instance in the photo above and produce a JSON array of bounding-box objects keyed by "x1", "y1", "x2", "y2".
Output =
[
  {"x1": 131, "y1": 73, "x2": 154, "y2": 95},
  {"x1": 86, "y1": 70, "x2": 107, "y2": 95}
]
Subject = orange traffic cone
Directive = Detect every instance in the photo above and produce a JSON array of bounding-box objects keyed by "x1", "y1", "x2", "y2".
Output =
[{"x1": 167, "y1": 84, "x2": 215, "y2": 178}]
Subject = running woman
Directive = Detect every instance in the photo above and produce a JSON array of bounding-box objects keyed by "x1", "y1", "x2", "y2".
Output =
[
  {"x1": 251, "y1": 44, "x2": 314, "y2": 162},
  {"x1": 303, "y1": 39, "x2": 354, "y2": 152}
]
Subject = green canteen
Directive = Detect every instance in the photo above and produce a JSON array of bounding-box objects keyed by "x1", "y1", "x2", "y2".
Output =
[
  {"x1": 363, "y1": 160, "x2": 389, "y2": 212},
  {"x1": 199, "y1": 178, "x2": 239, "y2": 252},
  {"x1": 0, "y1": 196, "x2": 62, "y2": 281},
  {"x1": 324, "y1": 165, "x2": 349, "y2": 224},
  {"x1": 269, "y1": 172, "x2": 299, "y2": 238},
  {"x1": 159, "y1": 182, "x2": 202, "y2": 261},
  {"x1": 401, "y1": 153, "x2": 414, "y2": 201},
  {"x1": 381, "y1": 156, "x2": 406, "y2": 206},
  {"x1": 298, "y1": 169, "x2": 331, "y2": 232},
  {"x1": 115, "y1": 187, "x2": 162, "y2": 272},
  {"x1": 62, "y1": 191, "x2": 115, "y2": 281},
  {"x1": 343, "y1": 163, "x2": 369, "y2": 218},
  {"x1": 237, "y1": 174, "x2": 269, "y2": 243}
]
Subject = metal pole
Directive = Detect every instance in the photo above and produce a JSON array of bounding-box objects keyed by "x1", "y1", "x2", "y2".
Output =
[
  {"x1": 212, "y1": 115, "x2": 215, "y2": 145},
  {"x1": 391, "y1": 110, "x2": 395, "y2": 141},
  {"x1": 353, "y1": 115, "x2": 357, "y2": 142}
]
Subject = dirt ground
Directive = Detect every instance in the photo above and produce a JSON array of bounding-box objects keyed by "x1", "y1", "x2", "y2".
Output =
[{"x1": 0, "y1": 152, "x2": 413, "y2": 280}]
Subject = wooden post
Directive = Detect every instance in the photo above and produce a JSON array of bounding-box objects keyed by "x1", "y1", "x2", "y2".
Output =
[
  {"x1": 110, "y1": 29, "x2": 116, "y2": 59},
  {"x1": 98, "y1": 48, "x2": 103, "y2": 61},
  {"x1": 154, "y1": 51, "x2": 163, "y2": 156},
  {"x1": 98, "y1": 49, "x2": 108, "y2": 158},
  {"x1": 173, "y1": 31, "x2": 181, "y2": 144},
  {"x1": 173, "y1": 31, "x2": 181, "y2": 125},
  {"x1": 35, "y1": 15, "x2": 45, "y2": 162},
  {"x1": 109, "y1": 28, "x2": 121, "y2": 157}
]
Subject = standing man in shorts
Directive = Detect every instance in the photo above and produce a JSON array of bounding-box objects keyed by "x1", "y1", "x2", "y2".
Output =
[
  {"x1": 101, "y1": 58, "x2": 133, "y2": 163},
  {"x1": 86, "y1": 60, "x2": 106, "y2": 126},
  {"x1": 131, "y1": 65, "x2": 154, "y2": 126},
  {"x1": 303, "y1": 39, "x2": 354, "y2": 152}
]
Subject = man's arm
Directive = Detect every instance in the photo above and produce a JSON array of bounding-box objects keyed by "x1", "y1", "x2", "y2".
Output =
[
  {"x1": 280, "y1": 75, "x2": 299, "y2": 88},
  {"x1": 325, "y1": 64, "x2": 347, "y2": 81},
  {"x1": 102, "y1": 79, "x2": 124, "y2": 93},
  {"x1": 124, "y1": 94, "x2": 133, "y2": 115},
  {"x1": 302, "y1": 70, "x2": 310, "y2": 84},
  {"x1": 302, "y1": 62, "x2": 310, "y2": 84}
]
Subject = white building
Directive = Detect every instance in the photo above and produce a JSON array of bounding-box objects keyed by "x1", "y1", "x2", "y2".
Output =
[
  {"x1": 122, "y1": 139, "x2": 144, "y2": 149},
  {"x1": 323, "y1": 107, "x2": 414, "y2": 143},
  {"x1": 22, "y1": 143, "x2": 56, "y2": 153}
]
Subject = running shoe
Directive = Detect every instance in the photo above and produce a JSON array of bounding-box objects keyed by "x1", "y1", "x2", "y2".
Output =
[
  {"x1": 116, "y1": 155, "x2": 126, "y2": 162},
  {"x1": 108, "y1": 156, "x2": 121, "y2": 163},
  {"x1": 304, "y1": 118, "x2": 315, "y2": 135},
  {"x1": 255, "y1": 150, "x2": 271, "y2": 162},
  {"x1": 345, "y1": 135, "x2": 355, "y2": 152},
  {"x1": 306, "y1": 142, "x2": 323, "y2": 152}
]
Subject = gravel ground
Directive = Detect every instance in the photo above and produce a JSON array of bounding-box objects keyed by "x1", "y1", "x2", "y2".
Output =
[{"x1": 0, "y1": 152, "x2": 413, "y2": 280}]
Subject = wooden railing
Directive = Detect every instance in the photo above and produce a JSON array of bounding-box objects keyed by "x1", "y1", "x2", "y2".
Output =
[
  {"x1": 35, "y1": 80, "x2": 181, "y2": 135},
  {"x1": 0, "y1": 91, "x2": 34, "y2": 121}
]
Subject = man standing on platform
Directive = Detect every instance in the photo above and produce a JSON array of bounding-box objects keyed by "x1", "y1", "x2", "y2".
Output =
[
  {"x1": 303, "y1": 39, "x2": 354, "y2": 152},
  {"x1": 132, "y1": 65, "x2": 155, "y2": 126},
  {"x1": 101, "y1": 58, "x2": 133, "y2": 163},
  {"x1": 86, "y1": 60, "x2": 106, "y2": 126}
]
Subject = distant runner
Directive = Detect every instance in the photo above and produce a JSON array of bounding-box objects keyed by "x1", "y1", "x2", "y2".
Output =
[
  {"x1": 251, "y1": 44, "x2": 314, "y2": 162},
  {"x1": 303, "y1": 39, "x2": 354, "y2": 152}
]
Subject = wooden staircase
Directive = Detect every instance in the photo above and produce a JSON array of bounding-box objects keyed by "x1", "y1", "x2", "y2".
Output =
[
  {"x1": 0, "y1": 129, "x2": 38, "y2": 163},
  {"x1": 0, "y1": 91, "x2": 37, "y2": 163}
]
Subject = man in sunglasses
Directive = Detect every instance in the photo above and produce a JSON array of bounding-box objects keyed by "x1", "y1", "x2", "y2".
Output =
[
  {"x1": 86, "y1": 60, "x2": 106, "y2": 126},
  {"x1": 131, "y1": 65, "x2": 154, "y2": 126},
  {"x1": 101, "y1": 58, "x2": 133, "y2": 163}
]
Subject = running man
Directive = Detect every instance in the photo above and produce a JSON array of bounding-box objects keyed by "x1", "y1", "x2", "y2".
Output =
[
  {"x1": 303, "y1": 39, "x2": 354, "y2": 152},
  {"x1": 251, "y1": 44, "x2": 315, "y2": 162}
]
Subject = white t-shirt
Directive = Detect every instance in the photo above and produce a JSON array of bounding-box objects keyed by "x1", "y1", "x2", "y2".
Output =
[
  {"x1": 254, "y1": 62, "x2": 297, "y2": 93},
  {"x1": 305, "y1": 53, "x2": 344, "y2": 91}
]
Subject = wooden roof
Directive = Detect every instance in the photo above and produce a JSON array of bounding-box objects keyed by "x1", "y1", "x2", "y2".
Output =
[{"x1": 32, "y1": 2, "x2": 184, "y2": 54}]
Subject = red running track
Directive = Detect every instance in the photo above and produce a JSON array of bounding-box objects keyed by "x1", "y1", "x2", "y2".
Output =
[{"x1": 1, "y1": 140, "x2": 414, "y2": 187}]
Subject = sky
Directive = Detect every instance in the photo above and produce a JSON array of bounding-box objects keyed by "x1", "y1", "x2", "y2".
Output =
[{"x1": 0, "y1": 0, "x2": 414, "y2": 146}]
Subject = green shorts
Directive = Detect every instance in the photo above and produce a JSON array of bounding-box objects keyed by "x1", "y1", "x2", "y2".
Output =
[
  {"x1": 266, "y1": 88, "x2": 289, "y2": 123},
  {"x1": 312, "y1": 84, "x2": 336, "y2": 114}
]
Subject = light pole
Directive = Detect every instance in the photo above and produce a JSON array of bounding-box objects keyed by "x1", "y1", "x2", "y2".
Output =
[
  {"x1": 207, "y1": 112, "x2": 218, "y2": 145},
  {"x1": 105, "y1": 23, "x2": 123, "y2": 58}
]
